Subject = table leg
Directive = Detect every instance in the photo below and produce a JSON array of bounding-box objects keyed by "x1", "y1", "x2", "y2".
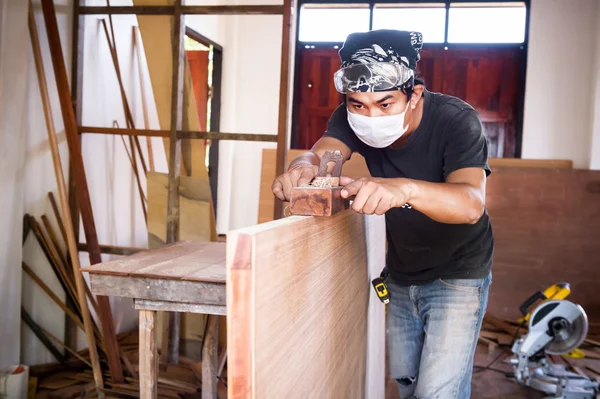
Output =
[
  {"x1": 139, "y1": 309, "x2": 158, "y2": 399},
  {"x1": 202, "y1": 314, "x2": 218, "y2": 399}
]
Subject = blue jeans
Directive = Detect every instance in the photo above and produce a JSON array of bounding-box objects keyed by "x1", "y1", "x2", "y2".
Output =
[{"x1": 387, "y1": 272, "x2": 491, "y2": 399}]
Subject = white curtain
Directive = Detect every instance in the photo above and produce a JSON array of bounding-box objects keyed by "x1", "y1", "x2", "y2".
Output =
[{"x1": 0, "y1": 0, "x2": 29, "y2": 369}]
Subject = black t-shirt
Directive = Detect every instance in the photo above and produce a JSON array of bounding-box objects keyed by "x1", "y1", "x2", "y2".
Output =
[{"x1": 323, "y1": 89, "x2": 494, "y2": 285}]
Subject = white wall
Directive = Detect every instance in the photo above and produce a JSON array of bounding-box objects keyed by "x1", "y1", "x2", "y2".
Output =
[
  {"x1": 522, "y1": 0, "x2": 600, "y2": 168},
  {"x1": 0, "y1": 0, "x2": 29, "y2": 370},
  {"x1": 588, "y1": 1, "x2": 600, "y2": 170}
]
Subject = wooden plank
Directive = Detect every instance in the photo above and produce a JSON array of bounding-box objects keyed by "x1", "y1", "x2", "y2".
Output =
[
  {"x1": 79, "y1": 5, "x2": 283, "y2": 14},
  {"x1": 182, "y1": 263, "x2": 226, "y2": 284},
  {"x1": 29, "y1": 5, "x2": 106, "y2": 393},
  {"x1": 139, "y1": 310, "x2": 158, "y2": 399},
  {"x1": 486, "y1": 168, "x2": 600, "y2": 320},
  {"x1": 147, "y1": 172, "x2": 212, "y2": 248},
  {"x1": 81, "y1": 240, "x2": 196, "y2": 276},
  {"x1": 40, "y1": 0, "x2": 123, "y2": 383},
  {"x1": 273, "y1": 0, "x2": 296, "y2": 220},
  {"x1": 202, "y1": 315, "x2": 218, "y2": 399},
  {"x1": 78, "y1": 242, "x2": 145, "y2": 256},
  {"x1": 21, "y1": 306, "x2": 68, "y2": 364},
  {"x1": 227, "y1": 210, "x2": 385, "y2": 398},
  {"x1": 134, "y1": 299, "x2": 226, "y2": 316},
  {"x1": 79, "y1": 126, "x2": 278, "y2": 142},
  {"x1": 487, "y1": 158, "x2": 572, "y2": 168},
  {"x1": 89, "y1": 274, "x2": 226, "y2": 305}
]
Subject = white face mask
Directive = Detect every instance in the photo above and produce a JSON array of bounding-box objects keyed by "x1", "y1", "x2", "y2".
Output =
[{"x1": 347, "y1": 102, "x2": 410, "y2": 148}]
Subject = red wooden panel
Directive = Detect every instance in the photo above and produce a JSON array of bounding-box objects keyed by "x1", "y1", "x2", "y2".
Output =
[{"x1": 186, "y1": 50, "x2": 210, "y2": 131}]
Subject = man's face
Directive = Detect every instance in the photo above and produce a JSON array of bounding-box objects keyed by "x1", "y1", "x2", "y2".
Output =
[{"x1": 346, "y1": 86, "x2": 423, "y2": 117}]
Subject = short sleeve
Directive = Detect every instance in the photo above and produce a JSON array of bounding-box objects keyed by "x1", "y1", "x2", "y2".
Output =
[
  {"x1": 323, "y1": 104, "x2": 366, "y2": 154},
  {"x1": 443, "y1": 109, "x2": 491, "y2": 179}
]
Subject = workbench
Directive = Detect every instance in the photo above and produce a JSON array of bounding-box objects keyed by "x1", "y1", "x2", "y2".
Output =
[{"x1": 81, "y1": 240, "x2": 226, "y2": 399}]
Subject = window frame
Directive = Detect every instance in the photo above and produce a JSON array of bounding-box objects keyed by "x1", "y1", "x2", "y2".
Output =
[{"x1": 292, "y1": 0, "x2": 531, "y2": 157}]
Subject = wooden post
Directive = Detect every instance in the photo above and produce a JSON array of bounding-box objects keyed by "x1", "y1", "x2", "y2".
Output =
[
  {"x1": 273, "y1": 0, "x2": 296, "y2": 220},
  {"x1": 139, "y1": 310, "x2": 158, "y2": 399},
  {"x1": 29, "y1": 3, "x2": 105, "y2": 395},
  {"x1": 202, "y1": 315, "x2": 218, "y2": 399},
  {"x1": 40, "y1": 0, "x2": 124, "y2": 383},
  {"x1": 165, "y1": 0, "x2": 186, "y2": 364}
]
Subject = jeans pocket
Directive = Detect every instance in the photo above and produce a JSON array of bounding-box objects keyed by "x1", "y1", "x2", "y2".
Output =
[{"x1": 439, "y1": 278, "x2": 484, "y2": 293}]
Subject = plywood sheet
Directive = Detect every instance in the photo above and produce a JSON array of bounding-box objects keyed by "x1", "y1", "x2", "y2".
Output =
[
  {"x1": 258, "y1": 149, "x2": 573, "y2": 224},
  {"x1": 227, "y1": 210, "x2": 386, "y2": 399},
  {"x1": 133, "y1": 0, "x2": 208, "y2": 179},
  {"x1": 147, "y1": 171, "x2": 212, "y2": 248},
  {"x1": 486, "y1": 167, "x2": 600, "y2": 320}
]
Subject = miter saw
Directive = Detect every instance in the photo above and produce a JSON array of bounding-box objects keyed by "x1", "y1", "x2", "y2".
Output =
[{"x1": 508, "y1": 283, "x2": 599, "y2": 398}]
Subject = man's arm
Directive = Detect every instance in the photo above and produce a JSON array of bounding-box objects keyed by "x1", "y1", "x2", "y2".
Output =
[
  {"x1": 405, "y1": 167, "x2": 486, "y2": 224},
  {"x1": 340, "y1": 167, "x2": 486, "y2": 224},
  {"x1": 272, "y1": 137, "x2": 352, "y2": 201}
]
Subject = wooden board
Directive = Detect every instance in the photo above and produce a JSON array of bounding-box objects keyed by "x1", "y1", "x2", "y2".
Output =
[
  {"x1": 227, "y1": 210, "x2": 386, "y2": 398},
  {"x1": 147, "y1": 171, "x2": 212, "y2": 248},
  {"x1": 486, "y1": 167, "x2": 600, "y2": 320},
  {"x1": 258, "y1": 148, "x2": 573, "y2": 224},
  {"x1": 133, "y1": 0, "x2": 209, "y2": 180}
]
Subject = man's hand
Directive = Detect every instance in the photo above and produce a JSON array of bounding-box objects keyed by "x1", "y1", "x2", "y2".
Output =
[
  {"x1": 340, "y1": 177, "x2": 415, "y2": 215},
  {"x1": 272, "y1": 164, "x2": 319, "y2": 201}
]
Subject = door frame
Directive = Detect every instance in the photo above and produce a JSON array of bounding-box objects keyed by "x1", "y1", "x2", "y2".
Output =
[
  {"x1": 291, "y1": 0, "x2": 531, "y2": 157},
  {"x1": 185, "y1": 26, "x2": 223, "y2": 215}
]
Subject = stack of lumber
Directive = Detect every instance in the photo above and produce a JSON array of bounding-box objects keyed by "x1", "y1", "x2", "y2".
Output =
[{"x1": 31, "y1": 329, "x2": 227, "y2": 399}]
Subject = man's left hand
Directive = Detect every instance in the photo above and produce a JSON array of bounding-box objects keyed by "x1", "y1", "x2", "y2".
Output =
[{"x1": 340, "y1": 177, "x2": 415, "y2": 215}]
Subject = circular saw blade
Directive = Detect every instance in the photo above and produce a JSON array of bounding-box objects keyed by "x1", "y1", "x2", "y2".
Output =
[{"x1": 546, "y1": 305, "x2": 588, "y2": 355}]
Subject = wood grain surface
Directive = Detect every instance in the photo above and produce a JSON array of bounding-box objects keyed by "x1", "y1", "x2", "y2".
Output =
[
  {"x1": 227, "y1": 210, "x2": 386, "y2": 398},
  {"x1": 486, "y1": 167, "x2": 600, "y2": 320}
]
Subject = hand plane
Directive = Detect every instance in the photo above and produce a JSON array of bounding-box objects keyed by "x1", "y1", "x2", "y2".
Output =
[{"x1": 289, "y1": 150, "x2": 350, "y2": 217}]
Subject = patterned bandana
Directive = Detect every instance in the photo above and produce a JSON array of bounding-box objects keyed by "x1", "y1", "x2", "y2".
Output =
[{"x1": 336, "y1": 30, "x2": 424, "y2": 93}]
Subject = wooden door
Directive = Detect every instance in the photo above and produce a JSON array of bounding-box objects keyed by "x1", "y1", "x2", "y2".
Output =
[
  {"x1": 417, "y1": 47, "x2": 522, "y2": 157},
  {"x1": 296, "y1": 48, "x2": 342, "y2": 150},
  {"x1": 186, "y1": 50, "x2": 210, "y2": 131},
  {"x1": 295, "y1": 46, "x2": 523, "y2": 157}
]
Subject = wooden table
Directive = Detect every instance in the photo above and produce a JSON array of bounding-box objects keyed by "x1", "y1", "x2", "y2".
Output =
[{"x1": 81, "y1": 240, "x2": 226, "y2": 399}]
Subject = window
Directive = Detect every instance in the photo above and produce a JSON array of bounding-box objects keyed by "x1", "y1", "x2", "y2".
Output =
[
  {"x1": 298, "y1": 5, "x2": 371, "y2": 42},
  {"x1": 372, "y1": 3, "x2": 446, "y2": 43},
  {"x1": 448, "y1": 2, "x2": 527, "y2": 43}
]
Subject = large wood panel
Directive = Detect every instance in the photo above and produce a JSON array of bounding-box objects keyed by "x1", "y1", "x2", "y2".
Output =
[
  {"x1": 294, "y1": 46, "x2": 524, "y2": 157},
  {"x1": 227, "y1": 210, "x2": 386, "y2": 399},
  {"x1": 486, "y1": 167, "x2": 600, "y2": 320}
]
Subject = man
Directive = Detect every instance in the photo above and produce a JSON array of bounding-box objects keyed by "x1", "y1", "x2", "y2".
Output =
[{"x1": 272, "y1": 29, "x2": 493, "y2": 399}]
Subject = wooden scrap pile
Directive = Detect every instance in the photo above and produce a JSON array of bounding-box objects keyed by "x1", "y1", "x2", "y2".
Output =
[
  {"x1": 30, "y1": 330, "x2": 220, "y2": 399},
  {"x1": 478, "y1": 313, "x2": 600, "y2": 382}
]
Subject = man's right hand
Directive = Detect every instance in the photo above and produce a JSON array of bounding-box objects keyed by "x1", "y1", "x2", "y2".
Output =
[{"x1": 271, "y1": 164, "x2": 319, "y2": 201}]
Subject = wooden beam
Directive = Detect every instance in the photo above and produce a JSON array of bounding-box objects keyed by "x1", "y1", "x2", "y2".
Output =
[
  {"x1": 40, "y1": 0, "x2": 123, "y2": 384},
  {"x1": 226, "y1": 210, "x2": 386, "y2": 398},
  {"x1": 139, "y1": 310, "x2": 158, "y2": 399},
  {"x1": 79, "y1": 5, "x2": 283, "y2": 15},
  {"x1": 165, "y1": 0, "x2": 186, "y2": 365},
  {"x1": 68, "y1": 0, "x2": 85, "y2": 353},
  {"x1": 202, "y1": 315, "x2": 218, "y2": 399},
  {"x1": 273, "y1": 0, "x2": 296, "y2": 220},
  {"x1": 77, "y1": 242, "x2": 145, "y2": 256},
  {"x1": 21, "y1": 307, "x2": 68, "y2": 364},
  {"x1": 79, "y1": 126, "x2": 278, "y2": 142}
]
